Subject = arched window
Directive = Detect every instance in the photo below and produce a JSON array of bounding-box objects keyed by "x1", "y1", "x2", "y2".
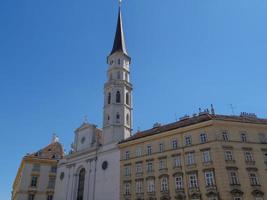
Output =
[
  {"x1": 116, "y1": 91, "x2": 121, "y2": 103},
  {"x1": 118, "y1": 59, "x2": 121, "y2": 65},
  {"x1": 117, "y1": 71, "x2": 121, "y2": 79},
  {"x1": 116, "y1": 113, "x2": 120, "y2": 123},
  {"x1": 77, "y1": 168, "x2": 85, "y2": 200},
  {"x1": 126, "y1": 114, "x2": 130, "y2": 125},
  {"x1": 160, "y1": 176, "x2": 168, "y2": 192},
  {"x1": 108, "y1": 93, "x2": 111, "y2": 104},
  {"x1": 126, "y1": 92, "x2": 130, "y2": 105}
]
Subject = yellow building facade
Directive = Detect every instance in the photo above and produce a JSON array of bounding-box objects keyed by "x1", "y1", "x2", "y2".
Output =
[
  {"x1": 119, "y1": 113, "x2": 267, "y2": 200},
  {"x1": 12, "y1": 138, "x2": 63, "y2": 200}
]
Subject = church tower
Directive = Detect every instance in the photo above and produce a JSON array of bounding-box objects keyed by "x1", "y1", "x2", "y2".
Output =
[{"x1": 103, "y1": 5, "x2": 132, "y2": 145}]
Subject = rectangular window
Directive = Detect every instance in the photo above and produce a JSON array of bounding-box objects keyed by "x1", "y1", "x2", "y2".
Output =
[
  {"x1": 147, "y1": 146, "x2": 152, "y2": 155},
  {"x1": 32, "y1": 164, "x2": 40, "y2": 172},
  {"x1": 147, "y1": 162, "x2": 153, "y2": 172},
  {"x1": 173, "y1": 156, "x2": 181, "y2": 168},
  {"x1": 136, "y1": 163, "x2": 142, "y2": 173},
  {"x1": 124, "y1": 166, "x2": 131, "y2": 176},
  {"x1": 185, "y1": 136, "x2": 192, "y2": 145},
  {"x1": 50, "y1": 166, "x2": 57, "y2": 173},
  {"x1": 264, "y1": 152, "x2": 267, "y2": 163},
  {"x1": 124, "y1": 183, "x2": 131, "y2": 195},
  {"x1": 125, "y1": 151, "x2": 130, "y2": 160},
  {"x1": 28, "y1": 194, "x2": 35, "y2": 200},
  {"x1": 172, "y1": 139, "x2": 178, "y2": 149},
  {"x1": 159, "y1": 159, "x2": 166, "y2": 170},
  {"x1": 30, "y1": 176, "x2": 38, "y2": 187},
  {"x1": 160, "y1": 177, "x2": 168, "y2": 192},
  {"x1": 228, "y1": 171, "x2": 239, "y2": 185},
  {"x1": 48, "y1": 177, "x2": 55, "y2": 189},
  {"x1": 200, "y1": 133, "x2": 207, "y2": 143},
  {"x1": 147, "y1": 179, "x2": 155, "y2": 193},
  {"x1": 225, "y1": 150, "x2": 234, "y2": 161},
  {"x1": 47, "y1": 195, "x2": 53, "y2": 200},
  {"x1": 204, "y1": 171, "x2": 215, "y2": 186},
  {"x1": 136, "y1": 147, "x2": 142, "y2": 157},
  {"x1": 244, "y1": 151, "x2": 254, "y2": 162},
  {"x1": 203, "y1": 150, "x2": 212, "y2": 163},
  {"x1": 186, "y1": 152, "x2": 195, "y2": 165},
  {"x1": 188, "y1": 173, "x2": 198, "y2": 188},
  {"x1": 136, "y1": 180, "x2": 143, "y2": 194},
  {"x1": 222, "y1": 131, "x2": 229, "y2": 141},
  {"x1": 249, "y1": 172, "x2": 260, "y2": 186},
  {"x1": 233, "y1": 198, "x2": 242, "y2": 200},
  {"x1": 174, "y1": 175, "x2": 183, "y2": 190},
  {"x1": 159, "y1": 143, "x2": 164, "y2": 153},
  {"x1": 241, "y1": 133, "x2": 247, "y2": 142}
]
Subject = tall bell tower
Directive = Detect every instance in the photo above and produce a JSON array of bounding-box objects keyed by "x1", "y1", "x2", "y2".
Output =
[{"x1": 103, "y1": 5, "x2": 132, "y2": 145}]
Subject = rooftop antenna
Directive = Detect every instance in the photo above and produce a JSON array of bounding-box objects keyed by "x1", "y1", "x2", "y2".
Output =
[{"x1": 175, "y1": 113, "x2": 178, "y2": 122}]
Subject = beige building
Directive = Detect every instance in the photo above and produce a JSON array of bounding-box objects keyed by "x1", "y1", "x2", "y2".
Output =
[
  {"x1": 12, "y1": 136, "x2": 64, "y2": 200},
  {"x1": 119, "y1": 111, "x2": 267, "y2": 200}
]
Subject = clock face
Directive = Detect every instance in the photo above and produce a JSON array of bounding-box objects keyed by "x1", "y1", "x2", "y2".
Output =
[{"x1": 102, "y1": 161, "x2": 108, "y2": 170}]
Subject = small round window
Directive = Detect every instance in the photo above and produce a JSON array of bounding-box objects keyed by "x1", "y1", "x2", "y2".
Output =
[{"x1": 102, "y1": 161, "x2": 108, "y2": 170}]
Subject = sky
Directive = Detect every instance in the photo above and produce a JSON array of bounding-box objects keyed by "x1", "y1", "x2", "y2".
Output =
[{"x1": 0, "y1": 0, "x2": 267, "y2": 199}]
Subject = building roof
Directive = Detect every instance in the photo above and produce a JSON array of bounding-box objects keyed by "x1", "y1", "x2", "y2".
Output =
[
  {"x1": 120, "y1": 114, "x2": 267, "y2": 144},
  {"x1": 25, "y1": 141, "x2": 64, "y2": 160},
  {"x1": 110, "y1": 7, "x2": 128, "y2": 56}
]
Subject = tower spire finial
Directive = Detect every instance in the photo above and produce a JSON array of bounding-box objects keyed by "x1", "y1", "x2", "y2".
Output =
[{"x1": 119, "y1": 0, "x2": 122, "y2": 6}]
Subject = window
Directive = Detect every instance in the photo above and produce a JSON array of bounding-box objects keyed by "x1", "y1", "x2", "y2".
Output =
[
  {"x1": 32, "y1": 164, "x2": 40, "y2": 172},
  {"x1": 159, "y1": 143, "x2": 164, "y2": 153},
  {"x1": 258, "y1": 133, "x2": 267, "y2": 143},
  {"x1": 160, "y1": 177, "x2": 168, "y2": 192},
  {"x1": 249, "y1": 172, "x2": 260, "y2": 186},
  {"x1": 229, "y1": 170, "x2": 239, "y2": 185},
  {"x1": 125, "y1": 72, "x2": 128, "y2": 81},
  {"x1": 118, "y1": 59, "x2": 121, "y2": 65},
  {"x1": 126, "y1": 114, "x2": 130, "y2": 125},
  {"x1": 51, "y1": 166, "x2": 57, "y2": 173},
  {"x1": 244, "y1": 151, "x2": 254, "y2": 162},
  {"x1": 28, "y1": 194, "x2": 35, "y2": 200},
  {"x1": 203, "y1": 150, "x2": 212, "y2": 163},
  {"x1": 225, "y1": 150, "x2": 234, "y2": 161},
  {"x1": 125, "y1": 183, "x2": 131, "y2": 195},
  {"x1": 147, "y1": 145, "x2": 152, "y2": 155},
  {"x1": 173, "y1": 156, "x2": 181, "y2": 168},
  {"x1": 48, "y1": 177, "x2": 56, "y2": 189},
  {"x1": 264, "y1": 153, "x2": 267, "y2": 163},
  {"x1": 136, "y1": 180, "x2": 143, "y2": 194},
  {"x1": 186, "y1": 152, "x2": 195, "y2": 165},
  {"x1": 117, "y1": 71, "x2": 121, "y2": 79},
  {"x1": 124, "y1": 166, "x2": 131, "y2": 176},
  {"x1": 233, "y1": 198, "x2": 242, "y2": 200},
  {"x1": 174, "y1": 175, "x2": 183, "y2": 190},
  {"x1": 116, "y1": 113, "x2": 120, "y2": 123},
  {"x1": 116, "y1": 91, "x2": 121, "y2": 103},
  {"x1": 77, "y1": 168, "x2": 85, "y2": 200},
  {"x1": 147, "y1": 179, "x2": 155, "y2": 193},
  {"x1": 185, "y1": 136, "x2": 192, "y2": 145},
  {"x1": 159, "y1": 159, "x2": 166, "y2": 170},
  {"x1": 136, "y1": 147, "x2": 142, "y2": 157},
  {"x1": 172, "y1": 139, "x2": 178, "y2": 149},
  {"x1": 47, "y1": 195, "x2": 53, "y2": 200},
  {"x1": 147, "y1": 162, "x2": 153, "y2": 172},
  {"x1": 125, "y1": 151, "x2": 130, "y2": 160},
  {"x1": 241, "y1": 133, "x2": 247, "y2": 142},
  {"x1": 188, "y1": 173, "x2": 198, "y2": 188},
  {"x1": 108, "y1": 92, "x2": 111, "y2": 104},
  {"x1": 30, "y1": 176, "x2": 38, "y2": 187},
  {"x1": 204, "y1": 171, "x2": 215, "y2": 187},
  {"x1": 222, "y1": 131, "x2": 229, "y2": 141},
  {"x1": 126, "y1": 92, "x2": 130, "y2": 105},
  {"x1": 200, "y1": 133, "x2": 207, "y2": 143},
  {"x1": 136, "y1": 163, "x2": 142, "y2": 173}
]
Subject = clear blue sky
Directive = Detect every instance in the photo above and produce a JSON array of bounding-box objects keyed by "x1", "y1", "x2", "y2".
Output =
[{"x1": 1, "y1": 0, "x2": 267, "y2": 198}]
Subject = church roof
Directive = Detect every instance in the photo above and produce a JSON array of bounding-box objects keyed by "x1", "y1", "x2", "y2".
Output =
[
  {"x1": 120, "y1": 114, "x2": 267, "y2": 144},
  {"x1": 25, "y1": 141, "x2": 64, "y2": 160},
  {"x1": 110, "y1": 7, "x2": 128, "y2": 56}
]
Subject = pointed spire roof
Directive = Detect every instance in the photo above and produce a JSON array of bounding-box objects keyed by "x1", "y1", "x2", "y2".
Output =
[{"x1": 110, "y1": 7, "x2": 128, "y2": 56}]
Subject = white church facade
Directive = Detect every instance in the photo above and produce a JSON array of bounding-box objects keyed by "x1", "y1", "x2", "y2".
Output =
[{"x1": 54, "y1": 5, "x2": 132, "y2": 200}]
